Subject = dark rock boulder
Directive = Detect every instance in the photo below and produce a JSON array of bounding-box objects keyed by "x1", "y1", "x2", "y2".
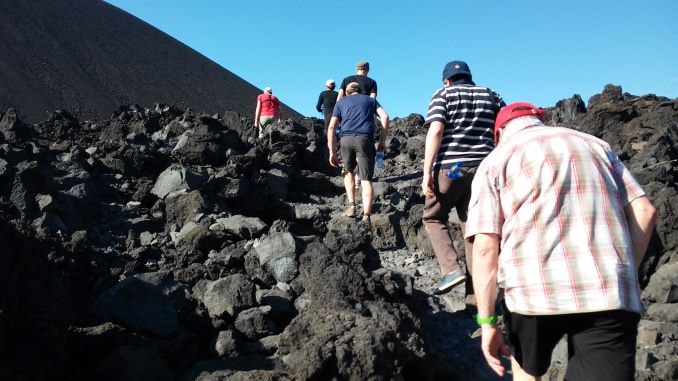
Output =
[
  {"x1": 202, "y1": 274, "x2": 257, "y2": 319},
  {"x1": 234, "y1": 306, "x2": 278, "y2": 340},
  {"x1": 253, "y1": 232, "x2": 300, "y2": 283},
  {"x1": 171, "y1": 116, "x2": 240, "y2": 166},
  {"x1": 92, "y1": 276, "x2": 180, "y2": 338},
  {"x1": 0, "y1": 220, "x2": 75, "y2": 380},
  {"x1": 0, "y1": 108, "x2": 32, "y2": 142}
]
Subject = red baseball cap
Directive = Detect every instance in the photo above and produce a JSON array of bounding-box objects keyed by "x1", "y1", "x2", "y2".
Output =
[{"x1": 494, "y1": 102, "x2": 544, "y2": 144}]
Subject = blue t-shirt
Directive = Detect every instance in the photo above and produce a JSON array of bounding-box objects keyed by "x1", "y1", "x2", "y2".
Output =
[{"x1": 332, "y1": 94, "x2": 379, "y2": 136}]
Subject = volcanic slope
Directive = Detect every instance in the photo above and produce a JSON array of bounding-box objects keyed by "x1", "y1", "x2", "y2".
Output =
[{"x1": 0, "y1": 0, "x2": 302, "y2": 123}]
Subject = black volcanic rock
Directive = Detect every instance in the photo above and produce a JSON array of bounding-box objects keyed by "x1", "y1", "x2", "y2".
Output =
[
  {"x1": 0, "y1": 0, "x2": 303, "y2": 123},
  {"x1": 0, "y1": 84, "x2": 675, "y2": 380}
]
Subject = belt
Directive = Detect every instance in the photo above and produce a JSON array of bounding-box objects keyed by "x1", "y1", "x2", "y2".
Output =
[{"x1": 340, "y1": 133, "x2": 370, "y2": 137}]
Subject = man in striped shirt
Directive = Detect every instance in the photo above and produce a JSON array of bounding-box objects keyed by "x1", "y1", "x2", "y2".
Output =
[
  {"x1": 466, "y1": 102, "x2": 657, "y2": 380},
  {"x1": 422, "y1": 60, "x2": 504, "y2": 297}
]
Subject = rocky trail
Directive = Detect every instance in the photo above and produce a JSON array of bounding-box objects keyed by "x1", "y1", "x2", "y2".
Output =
[{"x1": 0, "y1": 84, "x2": 676, "y2": 381}]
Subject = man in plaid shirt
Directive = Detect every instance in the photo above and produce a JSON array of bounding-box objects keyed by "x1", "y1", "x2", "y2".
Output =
[{"x1": 465, "y1": 102, "x2": 657, "y2": 380}]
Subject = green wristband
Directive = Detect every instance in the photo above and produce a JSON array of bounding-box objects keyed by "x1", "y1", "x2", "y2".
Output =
[{"x1": 476, "y1": 315, "x2": 498, "y2": 326}]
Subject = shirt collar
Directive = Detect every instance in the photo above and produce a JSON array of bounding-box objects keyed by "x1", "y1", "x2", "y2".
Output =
[{"x1": 499, "y1": 116, "x2": 545, "y2": 144}]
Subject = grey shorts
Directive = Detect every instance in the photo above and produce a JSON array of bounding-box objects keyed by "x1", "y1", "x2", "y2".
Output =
[{"x1": 340, "y1": 135, "x2": 375, "y2": 181}]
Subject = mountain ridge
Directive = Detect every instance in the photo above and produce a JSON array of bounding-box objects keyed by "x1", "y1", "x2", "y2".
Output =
[{"x1": 0, "y1": 0, "x2": 302, "y2": 122}]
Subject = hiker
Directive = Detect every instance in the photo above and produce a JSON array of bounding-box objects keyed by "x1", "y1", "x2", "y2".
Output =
[
  {"x1": 337, "y1": 61, "x2": 379, "y2": 190},
  {"x1": 254, "y1": 86, "x2": 281, "y2": 139},
  {"x1": 337, "y1": 61, "x2": 377, "y2": 101},
  {"x1": 316, "y1": 79, "x2": 338, "y2": 130},
  {"x1": 421, "y1": 60, "x2": 505, "y2": 299},
  {"x1": 327, "y1": 82, "x2": 388, "y2": 222},
  {"x1": 466, "y1": 102, "x2": 657, "y2": 380}
]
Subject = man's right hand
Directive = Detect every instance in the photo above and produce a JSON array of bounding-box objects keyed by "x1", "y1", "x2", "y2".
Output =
[
  {"x1": 421, "y1": 172, "x2": 434, "y2": 197},
  {"x1": 329, "y1": 152, "x2": 339, "y2": 167}
]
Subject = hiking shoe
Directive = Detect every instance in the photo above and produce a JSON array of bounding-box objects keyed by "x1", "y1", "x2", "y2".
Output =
[
  {"x1": 434, "y1": 269, "x2": 466, "y2": 295},
  {"x1": 344, "y1": 205, "x2": 356, "y2": 217}
]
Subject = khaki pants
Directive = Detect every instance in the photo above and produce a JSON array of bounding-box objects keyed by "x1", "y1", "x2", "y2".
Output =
[
  {"x1": 422, "y1": 167, "x2": 476, "y2": 277},
  {"x1": 258, "y1": 115, "x2": 275, "y2": 138}
]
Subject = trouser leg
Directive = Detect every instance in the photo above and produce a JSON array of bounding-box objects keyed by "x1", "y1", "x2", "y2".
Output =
[
  {"x1": 422, "y1": 170, "x2": 460, "y2": 276},
  {"x1": 566, "y1": 310, "x2": 639, "y2": 381}
]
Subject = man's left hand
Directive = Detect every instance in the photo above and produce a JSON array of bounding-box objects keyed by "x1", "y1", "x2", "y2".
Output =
[{"x1": 480, "y1": 325, "x2": 510, "y2": 377}]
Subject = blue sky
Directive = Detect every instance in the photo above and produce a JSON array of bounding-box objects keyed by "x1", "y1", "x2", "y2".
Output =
[{"x1": 104, "y1": 0, "x2": 677, "y2": 119}]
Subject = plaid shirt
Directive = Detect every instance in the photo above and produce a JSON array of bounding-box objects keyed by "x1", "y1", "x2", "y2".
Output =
[{"x1": 465, "y1": 118, "x2": 646, "y2": 315}]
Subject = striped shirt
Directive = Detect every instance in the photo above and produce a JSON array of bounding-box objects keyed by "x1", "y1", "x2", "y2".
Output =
[
  {"x1": 465, "y1": 118, "x2": 646, "y2": 315},
  {"x1": 425, "y1": 82, "x2": 504, "y2": 169}
]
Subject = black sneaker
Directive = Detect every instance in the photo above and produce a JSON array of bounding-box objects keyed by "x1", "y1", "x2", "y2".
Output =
[{"x1": 433, "y1": 269, "x2": 466, "y2": 295}]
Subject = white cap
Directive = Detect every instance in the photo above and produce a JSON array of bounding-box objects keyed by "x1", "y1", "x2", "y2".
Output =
[
  {"x1": 264, "y1": 86, "x2": 272, "y2": 93},
  {"x1": 325, "y1": 79, "x2": 335, "y2": 87}
]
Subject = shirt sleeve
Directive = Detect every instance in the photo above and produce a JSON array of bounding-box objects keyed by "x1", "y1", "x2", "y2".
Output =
[
  {"x1": 424, "y1": 88, "x2": 447, "y2": 126},
  {"x1": 609, "y1": 150, "x2": 646, "y2": 205},
  {"x1": 332, "y1": 101, "x2": 342, "y2": 118},
  {"x1": 316, "y1": 92, "x2": 323, "y2": 112},
  {"x1": 465, "y1": 160, "x2": 503, "y2": 239},
  {"x1": 340, "y1": 77, "x2": 350, "y2": 91},
  {"x1": 493, "y1": 90, "x2": 506, "y2": 109}
]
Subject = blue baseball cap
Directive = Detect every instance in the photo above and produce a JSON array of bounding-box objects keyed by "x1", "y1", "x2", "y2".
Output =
[{"x1": 442, "y1": 60, "x2": 471, "y2": 80}]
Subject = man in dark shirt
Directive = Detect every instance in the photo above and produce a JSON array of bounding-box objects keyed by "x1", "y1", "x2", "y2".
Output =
[
  {"x1": 316, "y1": 79, "x2": 338, "y2": 130},
  {"x1": 327, "y1": 82, "x2": 389, "y2": 222},
  {"x1": 337, "y1": 61, "x2": 377, "y2": 101}
]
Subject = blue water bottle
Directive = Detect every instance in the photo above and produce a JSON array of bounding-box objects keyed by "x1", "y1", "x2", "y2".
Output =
[
  {"x1": 376, "y1": 151, "x2": 384, "y2": 169},
  {"x1": 447, "y1": 161, "x2": 462, "y2": 180}
]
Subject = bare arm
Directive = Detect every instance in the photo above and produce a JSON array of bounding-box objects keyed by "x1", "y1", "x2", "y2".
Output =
[
  {"x1": 254, "y1": 100, "x2": 261, "y2": 127},
  {"x1": 316, "y1": 93, "x2": 324, "y2": 113},
  {"x1": 327, "y1": 116, "x2": 340, "y2": 167},
  {"x1": 421, "y1": 121, "x2": 444, "y2": 196},
  {"x1": 624, "y1": 196, "x2": 657, "y2": 268},
  {"x1": 472, "y1": 233, "x2": 500, "y2": 320},
  {"x1": 336, "y1": 88, "x2": 345, "y2": 101},
  {"x1": 376, "y1": 107, "x2": 389, "y2": 152},
  {"x1": 472, "y1": 233, "x2": 509, "y2": 376}
]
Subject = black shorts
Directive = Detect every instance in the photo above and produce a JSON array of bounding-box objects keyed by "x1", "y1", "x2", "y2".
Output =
[
  {"x1": 340, "y1": 135, "x2": 375, "y2": 181},
  {"x1": 503, "y1": 302, "x2": 640, "y2": 380}
]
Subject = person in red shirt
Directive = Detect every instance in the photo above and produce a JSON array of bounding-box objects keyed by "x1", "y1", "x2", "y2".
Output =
[{"x1": 254, "y1": 87, "x2": 281, "y2": 139}]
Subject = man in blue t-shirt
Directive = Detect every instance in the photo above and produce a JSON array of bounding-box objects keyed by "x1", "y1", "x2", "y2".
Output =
[{"x1": 327, "y1": 82, "x2": 389, "y2": 222}]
